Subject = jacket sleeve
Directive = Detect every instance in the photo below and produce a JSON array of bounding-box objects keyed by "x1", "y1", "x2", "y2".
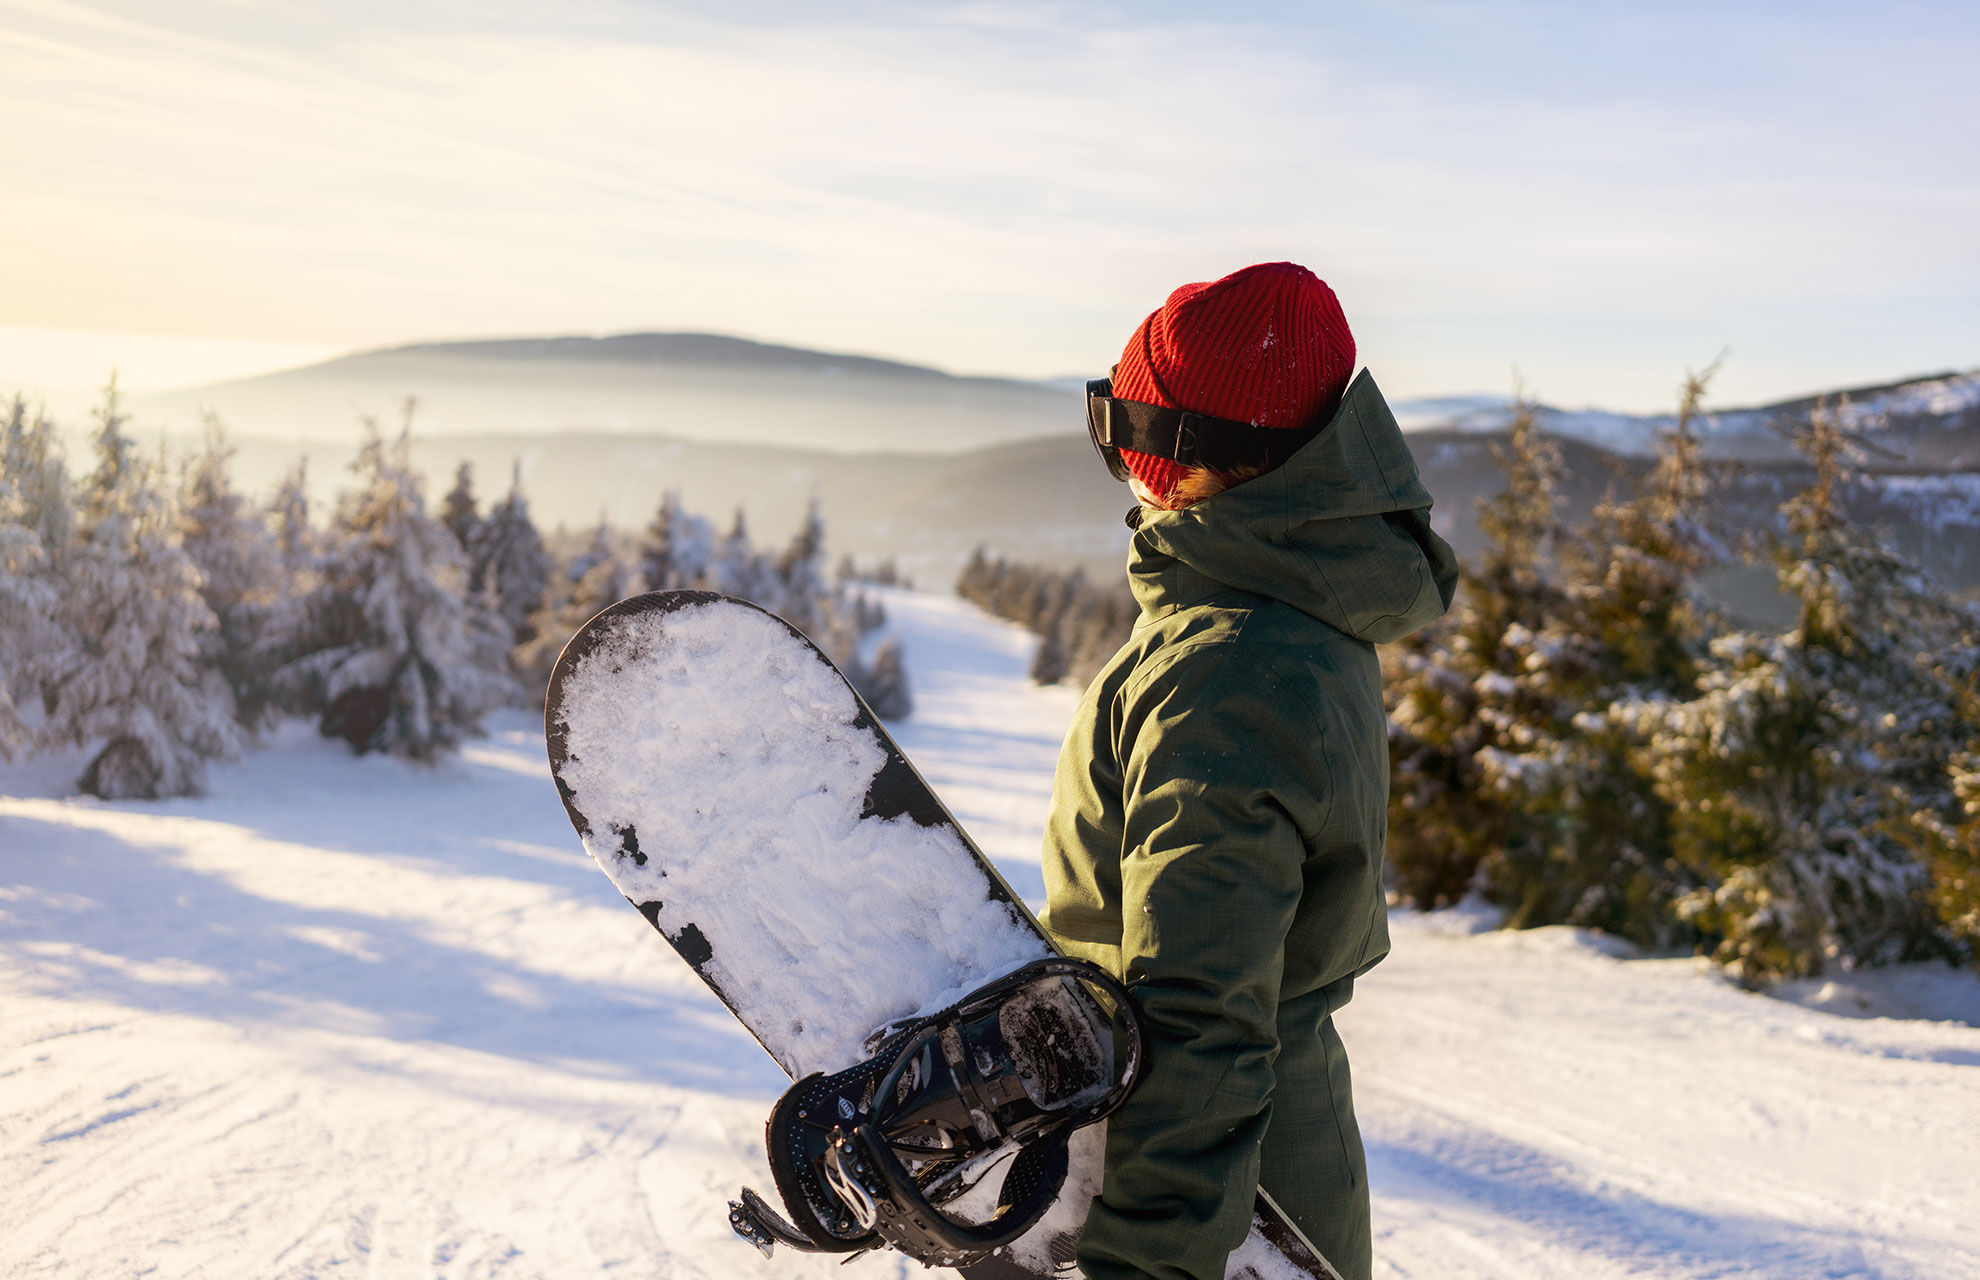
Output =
[{"x1": 1075, "y1": 646, "x2": 1326, "y2": 1280}]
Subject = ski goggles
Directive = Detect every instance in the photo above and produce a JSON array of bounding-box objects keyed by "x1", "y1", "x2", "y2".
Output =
[{"x1": 1085, "y1": 373, "x2": 1327, "y2": 482}]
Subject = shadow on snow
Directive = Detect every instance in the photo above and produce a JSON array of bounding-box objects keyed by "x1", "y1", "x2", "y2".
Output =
[{"x1": 0, "y1": 812, "x2": 783, "y2": 1100}]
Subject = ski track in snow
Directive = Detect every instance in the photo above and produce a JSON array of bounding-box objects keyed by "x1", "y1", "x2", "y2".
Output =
[{"x1": 4, "y1": 587, "x2": 1979, "y2": 1279}]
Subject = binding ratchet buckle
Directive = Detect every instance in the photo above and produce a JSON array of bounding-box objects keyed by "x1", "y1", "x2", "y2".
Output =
[{"x1": 728, "y1": 957, "x2": 1142, "y2": 1269}]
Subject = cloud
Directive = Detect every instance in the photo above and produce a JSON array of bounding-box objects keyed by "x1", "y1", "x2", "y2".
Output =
[{"x1": 2, "y1": 0, "x2": 1976, "y2": 408}]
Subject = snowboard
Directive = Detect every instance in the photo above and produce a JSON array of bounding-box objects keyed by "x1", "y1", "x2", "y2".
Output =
[{"x1": 545, "y1": 590, "x2": 1340, "y2": 1280}]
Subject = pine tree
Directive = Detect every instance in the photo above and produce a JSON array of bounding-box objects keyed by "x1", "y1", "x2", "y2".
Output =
[
  {"x1": 269, "y1": 459, "x2": 315, "y2": 570},
  {"x1": 441, "y1": 460, "x2": 480, "y2": 552},
  {"x1": 1899, "y1": 655, "x2": 1980, "y2": 971},
  {"x1": 714, "y1": 506, "x2": 773, "y2": 601},
  {"x1": 0, "y1": 396, "x2": 70, "y2": 757},
  {"x1": 641, "y1": 492, "x2": 682, "y2": 592},
  {"x1": 178, "y1": 415, "x2": 284, "y2": 733},
  {"x1": 1639, "y1": 398, "x2": 1961, "y2": 981},
  {"x1": 1030, "y1": 624, "x2": 1070, "y2": 685},
  {"x1": 843, "y1": 636, "x2": 912, "y2": 721},
  {"x1": 637, "y1": 493, "x2": 718, "y2": 594},
  {"x1": 513, "y1": 539, "x2": 630, "y2": 710},
  {"x1": 473, "y1": 462, "x2": 552, "y2": 647},
  {"x1": 1386, "y1": 390, "x2": 1567, "y2": 908},
  {"x1": 568, "y1": 515, "x2": 615, "y2": 583},
  {"x1": 272, "y1": 411, "x2": 513, "y2": 760},
  {"x1": 1488, "y1": 363, "x2": 1724, "y2": 944},
  {"x1": 40, "y1": 381, "x2": 240, "y2": 797},
  {"x1": 773, "y1": 499, "x2": 829, "y2": 633},
  {"x1": 955, "y1": 551, "x2": 1134, "y2": 688},
  {"x1": 256, "y1": 459, "x2": 320, "y2": 710}
]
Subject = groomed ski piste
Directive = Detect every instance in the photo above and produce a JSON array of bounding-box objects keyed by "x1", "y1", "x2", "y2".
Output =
[{"x1": 4, "y1": 588, "x2": 1979, "y2": 1279}]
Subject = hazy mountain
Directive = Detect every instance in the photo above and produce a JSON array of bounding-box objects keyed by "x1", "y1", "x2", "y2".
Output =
[
  {"x1": 211, "y1": 428, "x2": 1135, "y2": 591},
  {"x1": 92, "y1": 333, "x2": 1980, "y2": 597},
  {"x1": 134, "y1": 332, "x2": 1082, "y2": 455}
]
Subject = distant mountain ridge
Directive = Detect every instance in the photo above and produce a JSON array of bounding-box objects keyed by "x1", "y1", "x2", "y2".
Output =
[
  {"x1": 97, "y1": 332, "x2": 1979, "y2": 603},
  {"x1": 357, "y1": 331, "x2": 990, "y2": 382},
  {"x1": 1395, "y1": 369, "x2": 1980, "y2": 466},
  {"x1": 135, "y1": 327, "x2": 1980, "y2": 467},
  {"x1": 134, "y1": 330, "x2": 1083, "y2": 455}
]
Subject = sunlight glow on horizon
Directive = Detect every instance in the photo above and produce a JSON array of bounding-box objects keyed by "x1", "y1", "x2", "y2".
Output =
[{"x1": 3, "y1": 1, "x2": 1977, "y2": 412}]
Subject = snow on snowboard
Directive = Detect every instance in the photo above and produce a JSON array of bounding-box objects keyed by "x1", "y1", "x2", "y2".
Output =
[{"x1": 545, "y1": 591, "x2": 1337, "y2": 1279}]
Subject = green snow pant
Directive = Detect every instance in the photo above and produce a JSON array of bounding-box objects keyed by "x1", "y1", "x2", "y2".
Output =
[
  {"x1": 1260, "y1": 978, "x2": 1372, "y2": 1280},
  {"x1": 1079, "y1": 976, "x2": 1372, "y2": 1280}
]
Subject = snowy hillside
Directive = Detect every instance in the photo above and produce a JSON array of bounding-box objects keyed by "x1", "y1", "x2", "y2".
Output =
[
  {"x1": 1393, "y1": 369, "x2": 1980, "y2": 462},
  {"x1": 4, "y1": 590, "x2": 1979, "y2": 1279}
]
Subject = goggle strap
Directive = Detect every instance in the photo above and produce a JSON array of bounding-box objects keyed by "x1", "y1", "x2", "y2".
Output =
[{"x1": 1091, "y1": 394, "x2": 1324, "y2": 474}]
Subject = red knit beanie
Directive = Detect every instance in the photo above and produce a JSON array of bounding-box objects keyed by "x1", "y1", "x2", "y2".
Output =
[{"x1": 1114, "y1": 261, "x2": 1355, "y2": 503}]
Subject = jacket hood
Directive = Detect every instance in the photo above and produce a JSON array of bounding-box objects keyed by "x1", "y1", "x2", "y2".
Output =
[{"x1": 1127, "y1": 369, "x2": 1460, "y2": 644}]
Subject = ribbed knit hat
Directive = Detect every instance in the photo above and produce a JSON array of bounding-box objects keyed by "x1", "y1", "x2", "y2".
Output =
[{"x1": 1114, "y1": 261, "x2": 1355, "y2": 503}]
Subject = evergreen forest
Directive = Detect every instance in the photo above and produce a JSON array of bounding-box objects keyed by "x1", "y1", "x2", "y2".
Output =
[
  {"x1": 959, "y1": 368, "x2": 1980, "y2": 983},
  {"x1": 0, "y1": 387, "x2": 908, "y2": 801}
]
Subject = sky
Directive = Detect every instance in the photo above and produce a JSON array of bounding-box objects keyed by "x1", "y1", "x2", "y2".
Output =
[{"x1": 2, "y1": 0, "x2": 1977, "y2": 410}]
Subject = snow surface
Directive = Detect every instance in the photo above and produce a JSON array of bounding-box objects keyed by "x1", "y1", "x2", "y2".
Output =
[{"x1": 4, "y1": 587, "x2": 1979, "y2": 1279}]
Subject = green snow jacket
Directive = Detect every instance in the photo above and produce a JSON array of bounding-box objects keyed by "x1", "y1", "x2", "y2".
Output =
[{"x1": 1039, "y1": 370, "x2": 1458, "y2": 1280}]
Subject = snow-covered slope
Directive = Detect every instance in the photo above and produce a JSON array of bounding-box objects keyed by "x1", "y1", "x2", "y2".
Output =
[
  {"x1": 1393, "y1": 369, "x2": 1980, "y2": 463},
  {"x1": 4, "y1": 590, "x2": 1978, "y2": 1279}
]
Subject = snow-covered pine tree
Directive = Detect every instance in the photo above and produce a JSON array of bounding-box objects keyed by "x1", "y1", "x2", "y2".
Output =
[
  {"x1": 1638, "y1": 397, "x2": 1963, "y2": 981},
  {"x1": 0, "y1": 396, "x2": 70, "y2": 757},
  {"x1": 269, "y1": 459, "x2": 314, "y2": 571},
  {"x1": 712, "y1": 506, "x2": 775, "y2": 602},
  {"x1": 1029, "y1": 625, "x2": 1070, "y2": 685},
  {"x1": 513, "y1": 530, "x2": 630, "y2": 709},
  {"x1": 441, "y1": 461, "x2": 480, "y2": 552},
  {"x1": 178, "y1": 415, "x2": 284, "y2": 733},
  {"x1": 855, "y1": 593, "x2": 887, "y2": 635},
  {"x1": 1024, "y1": 568, "x2": 1082, "y2": 686},
  {"x1": 473, "y1": 463, "x2": 552, "y2": 648},
  {"x1": 568, "y1": 515, "x2": 616, "y2": 583},
  {"x1": 640, "y1": 492, "x2": 681, "y2": 591},
  {"x1": 1490, "y1": 362, "x2": 1724, "y2": 944},
  {"x1": 255, "y1": 459, "x2": 320, "y2": 706},
  {"x1": 274, "y1": 411, "x2": 514, "y2": 760},
  {"x1": 1899, "y1": 653, "x2": 1980, "y2": 971},
  {"x1": 39, "y1": 382, "x2": 240, "y2": 797},
  {"x1": 772, "y1": 499, "x2": 829, "y2": 633},
  {"x1": 955, "y1": 551, "x2": 1133, "y2": 688},
  {"x1": 1385, "y1": 391, "x2": 1569, "y2": 909},
  {"x1": 855, "y1": 638, "x2": 912, "y2": 720}
]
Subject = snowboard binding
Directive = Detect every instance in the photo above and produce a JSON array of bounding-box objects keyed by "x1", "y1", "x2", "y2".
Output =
[{"x1": 729, "y1": 957, "x2": 1142, "y2": 1269}]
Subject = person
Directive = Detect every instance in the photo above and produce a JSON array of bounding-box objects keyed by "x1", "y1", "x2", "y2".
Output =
[{"x1": 1039, "y1": 261, "x2": 1459, "y2": 1280}]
